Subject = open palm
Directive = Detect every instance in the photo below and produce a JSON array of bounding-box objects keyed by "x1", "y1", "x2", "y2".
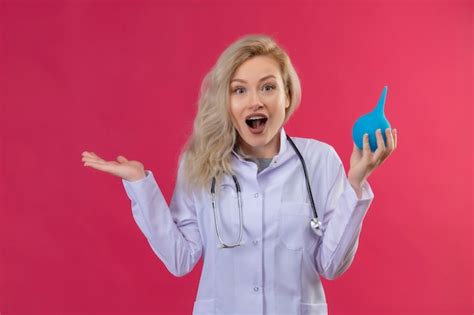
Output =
[{"x1": 81, "y1": 151, "x2": 146, "y2": 182}]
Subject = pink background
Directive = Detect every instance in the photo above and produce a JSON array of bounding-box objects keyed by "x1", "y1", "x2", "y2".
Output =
[{"x1": 1, "y1": 0, "x2": 472, "y2": 314}]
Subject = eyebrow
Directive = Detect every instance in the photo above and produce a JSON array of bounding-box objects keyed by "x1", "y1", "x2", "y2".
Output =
[{"x1": 230, "y1": 74, "x2": 277, "y2": 84}]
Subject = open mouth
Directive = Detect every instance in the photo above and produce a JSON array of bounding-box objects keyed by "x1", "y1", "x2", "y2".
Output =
[{"x1": 245, "y1": 117, "x2": 267, "y2": 133}]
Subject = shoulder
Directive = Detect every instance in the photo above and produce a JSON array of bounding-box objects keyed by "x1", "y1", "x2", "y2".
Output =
[
  {"x1": 288, "y1": 135, "x2": 334, "y2": 158},
  {"x1": 287, "y1": 135, "x2": 345, "y2": 188},
  {"x1": 288, "y1": 135, "x2": 343, "y2": 171}
]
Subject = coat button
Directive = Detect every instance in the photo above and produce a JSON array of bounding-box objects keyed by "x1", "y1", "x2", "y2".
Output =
[
  {"x1": 253, "y1": 286, "x2": 259, "y2": 292},
  {"x1": 254, "y1": 193, "x2": 259, "y2": 198},
  {"x1": 253, "y1": 240, "x2": 258, "y2": 246}
]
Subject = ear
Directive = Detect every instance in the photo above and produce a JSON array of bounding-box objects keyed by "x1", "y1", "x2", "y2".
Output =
[{"x1": 285, "y1": 97, "x2": 290, "y2": 109}]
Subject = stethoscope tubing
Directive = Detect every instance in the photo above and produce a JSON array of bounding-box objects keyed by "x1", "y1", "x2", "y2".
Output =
[
  {"x1": 286, "y1": 135, "x2": 318, "y2": 220},
  {"x1": 210, "y1": 134, "x2": 323, "y2": 248}
]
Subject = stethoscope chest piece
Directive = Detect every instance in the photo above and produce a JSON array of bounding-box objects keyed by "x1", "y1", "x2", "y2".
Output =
[{"x1": 310, "y1": 218, "x2": 323, "y2": 237}]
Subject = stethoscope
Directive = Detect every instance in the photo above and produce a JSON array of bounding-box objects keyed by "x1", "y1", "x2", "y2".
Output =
[{"x1": 210, "y1": 134, "x2": 323, "y2": 249}]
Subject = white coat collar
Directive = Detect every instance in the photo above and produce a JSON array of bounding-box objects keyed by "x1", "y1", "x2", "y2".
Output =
[{"x1": 231, "y1": 127, "x2": 288, "y2": 162}]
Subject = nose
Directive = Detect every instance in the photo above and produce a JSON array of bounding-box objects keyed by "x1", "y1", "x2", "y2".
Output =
[{"x1": 249, "y1": 89, "x2": 264, "y2": 109}]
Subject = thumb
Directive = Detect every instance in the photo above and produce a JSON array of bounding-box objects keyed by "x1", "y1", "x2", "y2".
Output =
[{"x1": 116, "y1": 155, "x2": 128, "y2": 163}]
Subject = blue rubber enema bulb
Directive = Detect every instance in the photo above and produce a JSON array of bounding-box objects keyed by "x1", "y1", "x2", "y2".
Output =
[{"x1": 352, "y1": 86, "x2": 391, "y2": 152}]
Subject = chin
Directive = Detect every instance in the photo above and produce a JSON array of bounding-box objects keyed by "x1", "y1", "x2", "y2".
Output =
[{"x1": 240, "y1": 127, "x2": 275, "y2": 149}]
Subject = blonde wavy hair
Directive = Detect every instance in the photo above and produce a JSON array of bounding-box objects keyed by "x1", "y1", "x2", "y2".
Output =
[{"x1": 179, "y1": 34, "x2": 302, "y2": 191}]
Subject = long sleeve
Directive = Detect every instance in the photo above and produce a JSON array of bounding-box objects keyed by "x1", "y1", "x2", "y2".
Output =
[
  {"x1": 314, "y1": 145, "x2": 374, "y2": 280},
  {"x1": 122, "y1": 159, "x2": 203, "y2": 277}
]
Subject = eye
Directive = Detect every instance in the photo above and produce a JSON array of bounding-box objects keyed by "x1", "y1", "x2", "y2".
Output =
[
  {"x1": 232, "y1": 86, "x2": 245, "y2": 94},
  {"x1": 263, "y1": 84, "x2": 276, "y2": 92}
]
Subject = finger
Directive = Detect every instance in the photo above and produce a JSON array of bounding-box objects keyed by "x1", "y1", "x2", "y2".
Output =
[
  {"x1": 82, "y1": 157, "x2": 107, "y2": 165},
  {"x1": 377, "y1": 129, "x2": 386, "y2": 150},
  {"x1": 362, "y1": 133, "x2": 371, "y2": 159},
  {"x1": 372, "y1": 129, "x2": 386, "y2": 164},
  {"x1": 89, "y1": 152, "x2": 100, "y2": 158},
  {"x1": 385, "y1": 128, "x2": 394, "y2": 152},
  {"x1": 84, "y1": 161, "x2": 119, "y2": 175},
  {"x1": 82, "y1": 151, "x2": 96, "y2": 158},
  {"x1": 88, "y1": 152, "x2": 106, "y2": 163},
  {"x1": 393, "y1": 128, "x2": 398, "y2": 149},
  {"x1": 81, "y1": 154, "x2": 105, "y2": 164},
  {"x1": 116, "y1": 155, "x2": 128, "y2": 163},
  {"x1": 381, "y1": 128, "x2": 394, "y2": 162},
  {"x1": 83, "y1": 160, "x2": 116, "y2": 174}
]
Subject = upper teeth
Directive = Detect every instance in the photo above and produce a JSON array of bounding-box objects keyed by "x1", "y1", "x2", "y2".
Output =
[{"x1": 247, "y1": 116, "x2": 266, "y2": 120}]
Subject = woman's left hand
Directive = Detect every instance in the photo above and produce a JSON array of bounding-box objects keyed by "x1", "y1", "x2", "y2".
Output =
[{"x1": 347, "y1": 128, "x2": 398, "y2": 197}]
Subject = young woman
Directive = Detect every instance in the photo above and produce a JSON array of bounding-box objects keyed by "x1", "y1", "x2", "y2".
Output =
[{"x1": 82, "y1": 34, "x2": 397, "y2": 315}]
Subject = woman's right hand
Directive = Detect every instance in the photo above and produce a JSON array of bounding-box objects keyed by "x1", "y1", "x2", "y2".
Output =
[{"x1": 81, "y1": 151, "x2": 146, "y2": 182}]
